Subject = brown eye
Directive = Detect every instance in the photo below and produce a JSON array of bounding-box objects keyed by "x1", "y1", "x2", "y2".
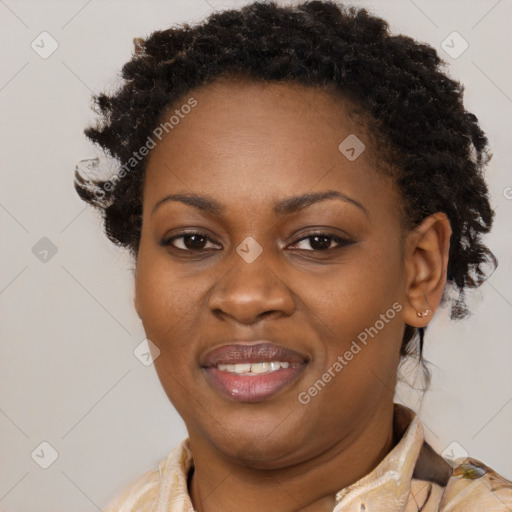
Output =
[
  {"x1": 289, "y1": 232, "x2": 354, "y2": 251},
  {"x1": 161, "y1": 232, "x2": 220, "y2": 251}
]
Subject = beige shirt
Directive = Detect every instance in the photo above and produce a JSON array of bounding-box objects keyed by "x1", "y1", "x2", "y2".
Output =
[{"x1": 104, "y1": 404, "x2": 512, "y2": 511}]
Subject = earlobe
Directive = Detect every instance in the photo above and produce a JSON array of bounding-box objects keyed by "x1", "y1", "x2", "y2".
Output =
[{"x1": 403, "y1": 213, "x2": 452, "y2": 327}]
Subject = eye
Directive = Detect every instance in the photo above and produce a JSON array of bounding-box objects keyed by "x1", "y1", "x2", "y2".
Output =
[
  {"x1": 288, "y1": 232, "x2": 355, "y2": 251},
  {"x1": 161, "y1": 230, "x2": 354, "y2": 254},
  {"x1": 161, "y1": 232, "x2": 221, "y2": 252}
]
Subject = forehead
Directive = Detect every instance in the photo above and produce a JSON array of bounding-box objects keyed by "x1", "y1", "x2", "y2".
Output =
[
  {"x1": 142, "y1": 77, "x2": 398, "y2": 222},
  {"x1": 180, "y1": 76, "x2": 369, "y2": 142}
]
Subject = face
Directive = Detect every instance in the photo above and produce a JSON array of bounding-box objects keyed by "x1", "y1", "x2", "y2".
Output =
[{"x1": 135, "y1": 77, "x2": 410, "y2": 468}]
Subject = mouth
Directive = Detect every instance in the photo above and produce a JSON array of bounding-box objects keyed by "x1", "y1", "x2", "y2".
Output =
[{"x1": 201, "y1": 342, "x2": 308, "y2": 402}]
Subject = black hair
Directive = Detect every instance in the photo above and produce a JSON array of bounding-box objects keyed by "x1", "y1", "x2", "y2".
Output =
[{"x1": 75, "y1": 0, "x2": 496, "y2": 373}]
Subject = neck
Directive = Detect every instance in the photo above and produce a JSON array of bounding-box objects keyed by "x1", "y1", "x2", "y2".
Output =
[{"x1": 188, "y1": 404, "x2": 395, "y2": 512}]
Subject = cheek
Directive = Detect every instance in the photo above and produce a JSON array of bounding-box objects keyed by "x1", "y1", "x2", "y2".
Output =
[
  {"x1": 298, "y1": 244, "x2": 404, "y2": 336},
  {"x1": 135, "y1": 259, "x2": 192, "y2": 373},
  {"x1": 134, "y1": 249, "x2": 202, "y2": 407},
  {"x1": 135, "y1": 243, "x2": 200, "y2": 332},
  {"x1": 303, "y1": 243, "x2": 405, "y2": 384}
]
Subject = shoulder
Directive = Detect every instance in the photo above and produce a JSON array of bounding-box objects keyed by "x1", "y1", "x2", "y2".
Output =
[
  {"x1": 440, "y1": 457, "x2": 512, "y2": 511},
  {"x1": 102, "y1": 439, "x2": 193, "y2": 512}
]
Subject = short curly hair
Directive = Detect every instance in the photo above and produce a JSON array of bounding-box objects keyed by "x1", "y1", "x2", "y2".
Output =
[{"x1": 75, "y1": 0, "x2": 496, "y2": 366}]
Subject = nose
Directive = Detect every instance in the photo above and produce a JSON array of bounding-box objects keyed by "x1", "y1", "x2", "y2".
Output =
[{"x1": 207, "y1": 252, "x2": 295, "y2": 325}]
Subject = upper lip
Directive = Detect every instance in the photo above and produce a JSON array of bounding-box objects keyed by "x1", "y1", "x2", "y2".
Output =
[{"x1": 201, "y1": 341, "x2": 308, "y2": 368}]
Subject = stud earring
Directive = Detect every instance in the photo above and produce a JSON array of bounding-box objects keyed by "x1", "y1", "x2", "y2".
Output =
[{"x1": 416, "y1": 309, "x2": 431, "y2": 318}]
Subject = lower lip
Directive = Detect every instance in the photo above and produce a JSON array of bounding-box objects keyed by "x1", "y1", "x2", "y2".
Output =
[{"x1": 204, "y1": 365, "x2": 306, "y2": 402}]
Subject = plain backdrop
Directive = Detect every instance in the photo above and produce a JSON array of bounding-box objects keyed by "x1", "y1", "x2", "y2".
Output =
[{"x1": 1, "y1": 0, "x2": 511, "y2": 510}]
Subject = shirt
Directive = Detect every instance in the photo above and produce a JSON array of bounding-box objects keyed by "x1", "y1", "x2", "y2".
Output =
[{"x1": 103, "y1": 404, "x2": 512, "y2": 511}]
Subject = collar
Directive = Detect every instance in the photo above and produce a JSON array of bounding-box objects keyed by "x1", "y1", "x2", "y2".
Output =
[{"x1": 333, "y1": 403, "x2": 424, "y2": 511}]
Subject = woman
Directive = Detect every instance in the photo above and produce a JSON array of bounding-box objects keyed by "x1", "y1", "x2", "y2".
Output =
[{"x1": 75, "y1": 1, "x2": 512, "y2": 510}]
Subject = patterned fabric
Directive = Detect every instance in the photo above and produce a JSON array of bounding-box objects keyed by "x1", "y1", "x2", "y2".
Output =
[{"x1": 103, "y1": 404, "x2": 512, "y2": 511}]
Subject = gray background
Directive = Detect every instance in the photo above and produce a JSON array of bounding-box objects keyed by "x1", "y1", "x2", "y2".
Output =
[{"x1": 1, "y1": 0, "x2": 511, "y2": 510}]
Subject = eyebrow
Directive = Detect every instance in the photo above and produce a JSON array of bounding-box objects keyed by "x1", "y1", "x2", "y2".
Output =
[{"x1": 151, "y1": 190, "x2": 368, "y2": 217}]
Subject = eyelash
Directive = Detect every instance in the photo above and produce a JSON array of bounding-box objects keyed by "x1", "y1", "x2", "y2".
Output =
[{"x1": 160, "y1": 230, "x2": 355, "y2": 253}]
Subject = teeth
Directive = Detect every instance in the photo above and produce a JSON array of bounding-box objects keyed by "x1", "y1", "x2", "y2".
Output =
[
  {"x1": 251, "y1": 362, "x2": 269, "y2": 374},
  {"x1": 217, "y1": 361, "x2": 291, "y2": 374},
  {"x1": 234, "y1": 363, "x2": 251, "y2": 373}
]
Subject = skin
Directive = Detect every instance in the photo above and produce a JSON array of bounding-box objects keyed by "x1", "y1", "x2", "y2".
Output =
[{"x1": 134, "y1": 76, "x2": 451, "y2": 512}]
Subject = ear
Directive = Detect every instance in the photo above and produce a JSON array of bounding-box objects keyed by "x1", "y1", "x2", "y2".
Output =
[{"x1": 403, "y1": 212, "x2": 452, "y2": 327}]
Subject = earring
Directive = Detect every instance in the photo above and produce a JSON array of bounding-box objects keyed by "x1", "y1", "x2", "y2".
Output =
[{"x1": 416, "y1": 309, "x2": 431, "y2": 318}]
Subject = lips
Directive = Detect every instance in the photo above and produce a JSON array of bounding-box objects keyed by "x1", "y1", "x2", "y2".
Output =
[
  {"x1": 202, "y1": 342, "x2": 307, "y2": 367},
  {"x1": 202, "y1": 342, "x2": 308, "y2": 402}
]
